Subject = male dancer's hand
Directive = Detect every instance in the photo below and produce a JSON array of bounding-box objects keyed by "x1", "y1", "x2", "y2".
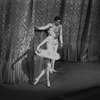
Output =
[
  {"x1": 60, "y1": 43, "x2": 63, "y2": 49},
  {"x1": 34, "y1": 27, "x2": 39, "y2": 30}
]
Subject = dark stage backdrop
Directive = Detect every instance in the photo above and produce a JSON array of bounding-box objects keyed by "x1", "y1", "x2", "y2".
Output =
[{"x1": 0, "y1": 0, "x2": 100, "y2": 84}]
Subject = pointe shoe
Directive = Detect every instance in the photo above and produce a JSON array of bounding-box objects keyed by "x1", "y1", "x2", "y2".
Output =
[
  {"x1": 47, "y1": 82, "x2": 50, "y2": 88},
  {"x1": 34, "y1": 79, "x2": 39, "y2": 85}
]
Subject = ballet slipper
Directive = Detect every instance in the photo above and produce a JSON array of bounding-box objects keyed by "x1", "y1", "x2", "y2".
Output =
[
  {"x1": 34, "y1": 78, "x2": 39, "y2": 85},
  {"x1": 47, "y1": 82, "x2": 50, "y2": 87}
]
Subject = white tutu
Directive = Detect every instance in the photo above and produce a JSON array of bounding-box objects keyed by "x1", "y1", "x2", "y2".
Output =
[
  {"x1": 35, "y1": 49, "x2": 60, "y2": 60},
  {"x1": 35, "y1": 35, "x2": 60, "y2": 60}
]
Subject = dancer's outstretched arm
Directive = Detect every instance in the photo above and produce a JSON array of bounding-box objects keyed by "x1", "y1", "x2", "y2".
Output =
[{"x1": 37, "y1": 23, "x2": 52, "y2": 30}]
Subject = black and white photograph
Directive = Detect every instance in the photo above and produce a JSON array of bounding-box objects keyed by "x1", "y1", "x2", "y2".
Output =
[{"x1": 0, "y1": 0, "x2": 100, "y2": 100}]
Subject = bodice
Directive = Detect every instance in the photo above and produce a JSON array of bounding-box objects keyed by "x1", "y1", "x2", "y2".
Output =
[{"x1": 48, "y1": 24, "x2": 61, "y2": 38}]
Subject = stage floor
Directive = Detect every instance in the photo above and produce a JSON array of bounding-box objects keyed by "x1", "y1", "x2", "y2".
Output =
[{"x1": 1, "y1": 61, "x2": 100, "y2": 100}]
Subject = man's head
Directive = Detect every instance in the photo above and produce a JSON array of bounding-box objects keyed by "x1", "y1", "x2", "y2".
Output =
[{"x1": 54, "y1": 16, "x2": 61, "y2": 26}]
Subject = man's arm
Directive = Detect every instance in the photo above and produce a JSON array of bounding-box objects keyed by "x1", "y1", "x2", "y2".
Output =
[
  {"x1": 37, "y1": 23, "x2": 52, "y2": 30},
  {"x1": 59, "y1": 25, "x2": 63, "y2": 47}
]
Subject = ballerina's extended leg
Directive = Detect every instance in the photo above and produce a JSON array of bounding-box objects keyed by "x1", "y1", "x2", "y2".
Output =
[
  {"x1": 46, "y1": 61, "x2": 51, "y2": 87},
  {"x1": 51, "y1": 44, "x2": 58, "y2": 73},
  {"x1": 34, "y1": 69, "x2": 45, "y2": 85},
  {"x1": 51, "y1": 60, "x2": 57, "y2": 73}
]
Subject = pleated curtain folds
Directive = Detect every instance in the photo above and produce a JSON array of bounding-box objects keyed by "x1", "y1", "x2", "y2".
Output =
[{"x1": 0, "y1": 0, "x2": 100, "y2": 84}]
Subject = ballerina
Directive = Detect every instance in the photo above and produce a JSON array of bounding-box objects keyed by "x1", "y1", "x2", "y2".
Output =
[
  {"x1": 36, "y1": 16, "x2": 63, "y2": 73},
  {"x1": 34, "y1": 34, "x2": 60, "y2": 87}
]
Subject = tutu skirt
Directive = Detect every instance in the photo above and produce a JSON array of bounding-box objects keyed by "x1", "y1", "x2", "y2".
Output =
[{"x1": 35, "y1": 49, "x2": 60, "y2": 60}]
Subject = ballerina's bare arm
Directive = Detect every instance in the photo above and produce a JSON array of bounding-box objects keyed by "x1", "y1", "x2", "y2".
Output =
[
  {"x1": 37, "y1": 38, "x2": 48, "y2": 51},
  {"x1": 37, "y1": 23, "x2": 52, "y2": 30}
]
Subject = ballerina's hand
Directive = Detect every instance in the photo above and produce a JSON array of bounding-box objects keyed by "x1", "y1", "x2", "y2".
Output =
[{"x1": 37, "y1": 47, "x2": 41, "y2": 52}]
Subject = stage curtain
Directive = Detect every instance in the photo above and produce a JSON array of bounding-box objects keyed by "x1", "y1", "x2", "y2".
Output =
[
  {"x1": 0, "y1": 0, "x2": 100, "y2": 84},
  {"x1": 0, "y1": 0, "x2": 35, "y2": 84},
  {"x1": 80, "y1": 0, "x2": 100, "y2": 61},
  {"x1": 60, "y1": 0, "x2": 100, "y2": 62}
]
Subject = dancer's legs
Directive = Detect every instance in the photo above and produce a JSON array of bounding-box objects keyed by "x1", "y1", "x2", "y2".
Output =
[
  {"x1": 46, "y1": 59, "x2": 51, "y2": 87},
  {"x1": 34, "y1": 69, "x2": 45, "y2": 85},
  {"x1": 51, "y1": 44, "x2": 58, "y2": 72},
  {"x1": 34, "y1": 59, "x2": 46, "y2": 85},
  {"x1": 34, "y1": 58, "x2": 51, "y2": 87}
]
